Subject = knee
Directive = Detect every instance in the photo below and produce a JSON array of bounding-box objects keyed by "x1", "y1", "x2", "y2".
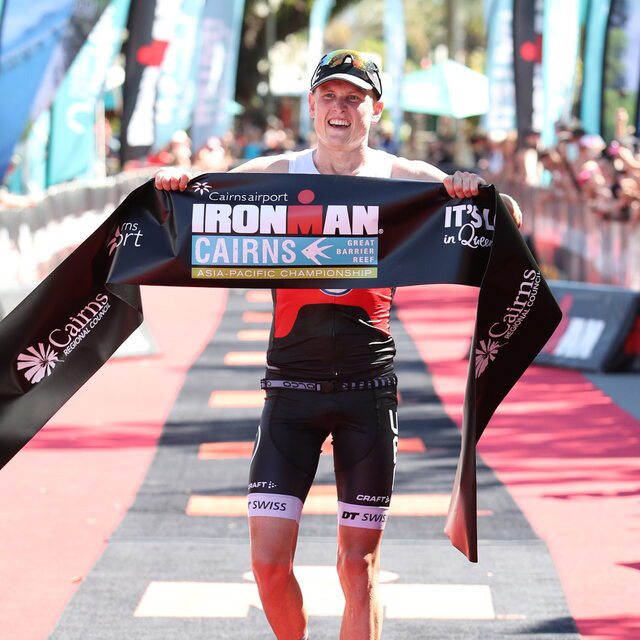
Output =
[
  {"x1": 336, "y1": 548, "x2": 378, "y2": 595},
  {"x1": 252, "y1": 557, "x2": 292, "y2": 592}
]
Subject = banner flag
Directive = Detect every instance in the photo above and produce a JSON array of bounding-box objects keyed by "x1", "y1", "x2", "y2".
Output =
[
  {"x1": 513, "y1": 0, "x2": 544, "y2": 138},
  {"x1": 541, "y1": 0, "x2": 581, "y2": 148},
  {"x1": 30, "y1": 0, "x2": 110, "y2": 123},
  {"x1": 581, "y1": 0, "x2": 612, "y2": 134},
  {"x1": 0, "y1": 0, "x2": 108, "y2": 180},
  {"x1": 0, "y1": 0, "x2": 75, "y2": 179},
  {"x1": 121, "y1": 0, "x2": 172, "y2": 163},
  {"x1": 482, "y1": 0, "x2": 516, "y2": 133},
  {"x1": 0, "y1": 174, "x2": 561, "y2": 561},
  {"x1": 601, "y1": 0, "x2": 640, "y2": 141},
  {"x1": 383, "y1": 0, "x2": 406, "y2": 145},
  {"x1": 152, "y1": 0, "x2": 206, "y2": 152},
  {"x1": 48, "y1": 0, "x2": 131, "y2": 186},
  {"x1": 191, "y1": 0, "x2": 245, "y2": 151},
  {"x1": 299, "y1": 0, "x2": 335, "y2": 139}
]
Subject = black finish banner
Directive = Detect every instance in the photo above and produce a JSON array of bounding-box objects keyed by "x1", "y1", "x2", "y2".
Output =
[
  {"x1": 120, "y1": 0, "x2": 166, "y2": 163},
  {"x1": 0, "y1": 173, "x2": 562, "y2": 561},
  {"x1": 512, "y1": 0, "x2": 542, "y2": 140}
]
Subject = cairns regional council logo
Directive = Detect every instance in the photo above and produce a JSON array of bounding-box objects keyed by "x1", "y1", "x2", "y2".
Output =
[
  {"x1": 16, "y1": 293, "x2": 111, "y2": 386},
  {"x1": 189, "y1": 186, "x2": 379, "y2": 280},
  {"x1": 475, "y1": 268, "x2": 542, "y2": 378}
]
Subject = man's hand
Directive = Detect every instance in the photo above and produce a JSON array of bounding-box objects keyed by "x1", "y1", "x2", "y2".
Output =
[
  {"x1": 154, "y1": 167, "x2": 192, "y2": 191},
  {"x1": 499, "y1": 193, "x2": 523, "y2": 229},
  {"x1": 442, "y1": 171, "x2": 486, "y2": 198},
  {"x1": 443, "y1": 170, "x2": 522, "y2": 229}
]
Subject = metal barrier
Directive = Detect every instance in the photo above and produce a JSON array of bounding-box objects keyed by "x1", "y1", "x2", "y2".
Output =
[
  {"x1": 496, "y1": 180, "x2": 640, "y2": 292},
  {"x1": 0, "y1": 170, "x2": 154, "y2": 293}
]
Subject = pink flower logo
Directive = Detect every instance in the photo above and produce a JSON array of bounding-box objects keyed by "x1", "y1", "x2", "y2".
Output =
[
  {"x1": 192, "y1": 182, "x2": 211, "y2": 195},
  {"x1": 17, "y1": 343, "x2": 60, "y2": 384},
  {"x1": 475, "y1": 338, "x2": 501, "y2": 378}
]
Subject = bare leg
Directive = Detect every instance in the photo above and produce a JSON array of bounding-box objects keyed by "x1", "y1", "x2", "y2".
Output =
[
  {"x1": 250, "y1": 516, "x2": 308, "y2": 640},
  {"x1": 336, "y1": 525, "x2": 384, "y2": 640}
]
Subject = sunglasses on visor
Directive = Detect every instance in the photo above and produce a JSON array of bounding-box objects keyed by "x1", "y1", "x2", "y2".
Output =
[{"x1": 311, "y1": 49, "x2": 382, "y2": 98}]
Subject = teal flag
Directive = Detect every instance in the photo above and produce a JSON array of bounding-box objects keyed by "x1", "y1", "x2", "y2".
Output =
[
  {"x1": 541, "y1": 0, "x2": 581, "y2": 147},
  {"x1": 482, "y1": 0, "x2": 516, "y2": 132},
  {"x1": 581, "y1": 0, "x2": 612, "y2": 134},
  {"x1": 191, "y1": 0, "x2": 245, "y2": 150},
  {"x1": 383, "y1": 0, "x2": 406, "y2": 144},
  {"x1": 299, "y1": 0, "x2": 335, "y2": 138},
  {"x1": 47, "y1": 0, "x2": 130, "y2": 186},
  {"x1": 153, "y1": 0, "x2": 206, "y2": 152}
]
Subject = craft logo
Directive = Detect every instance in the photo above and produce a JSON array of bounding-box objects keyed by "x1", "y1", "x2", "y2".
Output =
[
  {"x1": 107, "y1": 223, "x2": 143, "y2": 255},
  {"x1": 475, "y1": 269, "x2": 541, "y2": 378},
  {"x1": 442, "y1": 203, "x2": 494, "y2": 249},
  {"x1": 248, "y1": 481, "x2": 277, "y2": 490},
  {"x1": 16, "y1": 293, "x2": 111, "y2": 385},
  {"x1": 189, "y1": 186, "x2": 379, "y2": 280}
]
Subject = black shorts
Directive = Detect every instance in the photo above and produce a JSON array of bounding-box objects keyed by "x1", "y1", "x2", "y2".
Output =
[{"x1": 247, "y1": 385, "x2": 398, "y2": 530}]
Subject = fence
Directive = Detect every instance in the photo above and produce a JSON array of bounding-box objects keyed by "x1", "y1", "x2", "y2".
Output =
[
  {"x1": 497, "y1": 180, "x2": 640, "y2": 292},
  {"x1": 0, "y1": 170, "x2": 154, "y2": 294}
]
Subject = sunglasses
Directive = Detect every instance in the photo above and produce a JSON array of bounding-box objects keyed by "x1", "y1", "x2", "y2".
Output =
[{"x1": 311, "y1": 49, "x2": 382, "y2": 98}]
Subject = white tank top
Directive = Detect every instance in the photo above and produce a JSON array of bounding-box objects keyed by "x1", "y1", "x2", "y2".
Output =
[{"x1": 288, "y1": 148, "x2": 394, "y2": 178}]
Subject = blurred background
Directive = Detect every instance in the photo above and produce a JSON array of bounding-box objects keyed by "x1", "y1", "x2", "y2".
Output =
[{"x1": 0, "y1": 0, "x2": 639, "y2": 302}]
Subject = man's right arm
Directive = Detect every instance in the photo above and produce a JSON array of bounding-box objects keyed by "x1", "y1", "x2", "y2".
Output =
[{"x1": 154, "y1": 154, "x2": 289, "y2": 191}]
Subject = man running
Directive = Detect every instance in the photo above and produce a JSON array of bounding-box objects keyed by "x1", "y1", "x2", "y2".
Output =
[{"x1": 156, "y1": 49, "x2": 521, "y2": 640}]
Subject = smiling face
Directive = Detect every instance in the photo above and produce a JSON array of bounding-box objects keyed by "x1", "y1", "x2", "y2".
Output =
[{"x1": 309, "y1": 79, "x2": 384, "y2": 152}]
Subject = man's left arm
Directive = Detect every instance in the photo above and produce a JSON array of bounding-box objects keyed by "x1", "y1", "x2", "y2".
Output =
[{"x1": 391, "y1": 156, "x2": 523, "y2": 229}]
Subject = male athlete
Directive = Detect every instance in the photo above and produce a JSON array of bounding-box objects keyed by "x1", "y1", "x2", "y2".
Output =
[{"x1": 156, "y1": 49, "x2": 521, "y2": 640}]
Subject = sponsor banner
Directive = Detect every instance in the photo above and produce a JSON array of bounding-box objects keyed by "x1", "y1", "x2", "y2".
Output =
[
  {"x1": 581, "y1": 0, "x2": 612, "y2": 134},
  {"x1": 299, "y1": 0, "x2": 336, "y2": 138},
  {"x1": 512, "y1": 0, "x2": 544, "y2": 139},
  {"x1": 48, "y1": 0, "x2": 131, "y2": 186},
  {"x1": 383, "y1": 0, "x2": 406, "y2": 144},
  {"x1": 153, "y1": 0, "x2": 205, "y2": 151},
  {"x1": 541, "y1": 0, "x2": 581, "y2": 148},
  {"x1": 121, "y1": 0, "x2": 175, "y2": 163},
  {"x1": 0, "y1": 173, "x2": 562, "y2": 562},
  {"x1": 601, "y1": 0, "x2": 640, "y2": 140},
  {"x1": 535, "y1": 280, "x2": 640, "y2": 371},
  {"x1": 482, "y1": 0, "x2": 517, "y2": 133},
  {"x1": 0, "y1": 0, "x2": 75, "y2": 179},
  {"x1": 0, "y1": 0, "x2": 107, "y2": 180},
  {"x1": 191, "y1": 0, "x2": 245, "y2": 151},
  {"x1": 29, "y1": 0, "x2": 109, "y2": 120}
]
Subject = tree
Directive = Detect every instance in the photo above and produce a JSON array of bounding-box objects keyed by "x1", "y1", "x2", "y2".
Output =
[{"x1": 236, "y1": 0, "x2": 357, "y2": 113}]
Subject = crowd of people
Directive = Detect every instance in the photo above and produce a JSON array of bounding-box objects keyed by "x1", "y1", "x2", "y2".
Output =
[
  {"x1": 4, "y1": 105, "x2": 640, "y2": 229},
  {"x1": 476, "y1": 108, "x2": 640, "y2": 225},
  {"x1": 125, "y1": 119, "x2": 307, "y2": 175}
]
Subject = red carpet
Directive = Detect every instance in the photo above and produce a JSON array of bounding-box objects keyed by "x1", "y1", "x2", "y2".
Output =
[
  {"x1": 395, "y1": 285, "x2": 640, "y2": 640},
  {"x1": 0, "y1": 286, "x2": 227, "y2": 640}
]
